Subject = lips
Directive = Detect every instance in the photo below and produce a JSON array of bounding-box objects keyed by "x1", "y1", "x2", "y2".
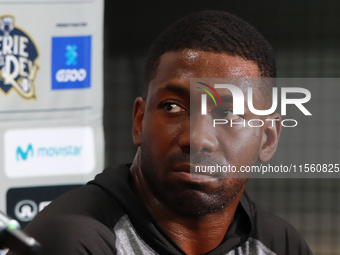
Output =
[
  {"x1": 172, "y1": 163, "x2": 221, "y2": 183},
  {"x1": 172, "y1": 162, "x2": 191, "y2": 173}
]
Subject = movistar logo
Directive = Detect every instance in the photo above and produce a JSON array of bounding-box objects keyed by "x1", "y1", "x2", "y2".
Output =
[
  {"x1": 16, "y1": 144, "x2": 34, "y2": 161},
  {"x1": 16, "y1": 143, "x2": 82, "y2": 162}
]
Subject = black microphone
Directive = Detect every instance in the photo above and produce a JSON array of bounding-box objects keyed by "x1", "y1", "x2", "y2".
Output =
[{"x1": 0, "y1": 210, "x2": 40, "y2": 254}]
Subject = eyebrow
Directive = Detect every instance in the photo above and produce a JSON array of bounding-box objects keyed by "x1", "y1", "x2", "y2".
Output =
[
  {"x1": 163, "y1": 84, "x2": 190, "y2": 97},
  {"x1": 219, "y1": 95, "x2": 234, "y2": 103}
]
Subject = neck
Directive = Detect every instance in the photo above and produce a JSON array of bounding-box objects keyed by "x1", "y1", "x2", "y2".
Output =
[
  {"x1": 150, "y1": 194, "x2": 242, "y2": 255},
  {"x1": 130, "y1": 151, "x2": 244, "y2": 255}
]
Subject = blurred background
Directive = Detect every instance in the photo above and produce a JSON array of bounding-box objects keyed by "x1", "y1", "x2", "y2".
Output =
[{"x1": 103, "y1": 1, "x2": 340, "y2": 254}]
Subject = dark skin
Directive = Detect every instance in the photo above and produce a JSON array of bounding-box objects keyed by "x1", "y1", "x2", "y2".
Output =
[{"x1": 131, "y1": 50, "x2": 281, "y2": 255}]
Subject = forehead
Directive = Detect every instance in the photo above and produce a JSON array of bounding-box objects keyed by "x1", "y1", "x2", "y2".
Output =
[{"x1": 148, "y1": 50, "x2": 260, "y2": 93}]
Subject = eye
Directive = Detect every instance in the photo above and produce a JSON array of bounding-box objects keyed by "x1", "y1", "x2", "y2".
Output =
[
  {"x1": 225, "y1": 111, "x2": 243, "y2": 121},
  {"x1": 161, "y1": 102, "x2": 186, "y2": 113},
  {"x1": 211, "y1": 107, "x2": 243, "y2": 121}
]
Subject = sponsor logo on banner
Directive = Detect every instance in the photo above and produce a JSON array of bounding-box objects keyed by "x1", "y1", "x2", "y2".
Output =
[
  {"x1": 7, "y1": 185, "x2": 81, "y2": 228},
  {"x1": 16, "y1": 144, "x2": 82, "y2": 162},
  {"x1": 16, "y1": 143, "x2": 33, "y2": 161},
  {"x1": 14, "y1": 199, "x2": 38, "y2": 222},
  {"x1": 52, "y1": 35, "x2": 91, "y2": 89},
  {"x1": 4, "y1": 127, "x2": 95, "y2": 178},
  {"x1": 0, "y1": 15, "x2": 39, "y2": 99}
]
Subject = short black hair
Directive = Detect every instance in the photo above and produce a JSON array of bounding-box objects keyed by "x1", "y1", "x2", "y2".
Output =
[{"x1": 144, "y1": 10, "x2": 276, "y2": 92}]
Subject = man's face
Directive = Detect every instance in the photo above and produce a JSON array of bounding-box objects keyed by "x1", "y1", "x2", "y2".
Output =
[{"x1": 134, "y1": 50, "x2": 272, "y2": 215}]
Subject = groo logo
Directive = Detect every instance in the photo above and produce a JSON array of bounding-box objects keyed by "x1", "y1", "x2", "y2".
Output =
[
  {"x1": 52, "y1": 36, "x2": 91, "y2": 90},
  {"x1": 56, "y1": 68, "x2": 86, "y2": 82}
]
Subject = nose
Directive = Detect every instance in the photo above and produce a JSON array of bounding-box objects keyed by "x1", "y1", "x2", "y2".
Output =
[{"x1": 185, "y1": 115, "x2": 219, "y2": 153}]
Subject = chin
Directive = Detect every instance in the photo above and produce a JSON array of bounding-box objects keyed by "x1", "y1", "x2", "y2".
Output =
[{"x1": 161, "y1": 188, "x2": 240, "y2": 216}]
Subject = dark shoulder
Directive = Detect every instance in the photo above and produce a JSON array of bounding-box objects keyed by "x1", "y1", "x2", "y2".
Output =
[
  {"x1": 20, "y1": 184, "x2": 123, "y2": 254},
  {"x1": 249, "y1": 199, "x2": 313, "y2": 255},
  {"x1": 22, "y1": 214, "x2": 117, "y2": 255},
  {"x1": 37, "y1": 184, "x2": 122, "y2": 222}
]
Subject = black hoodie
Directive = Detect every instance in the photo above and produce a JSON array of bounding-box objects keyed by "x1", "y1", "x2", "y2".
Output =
[{"x1": 14, "y1": 165, "x2": 312, "y2": 255}]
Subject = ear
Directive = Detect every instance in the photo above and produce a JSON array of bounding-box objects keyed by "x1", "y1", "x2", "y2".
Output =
[
  {"x1": 258, "y1": 112, "x2": 282, "y2": 162},
  {"x1": 132, "y1": 97, "x2": 146, "y2": 146}
]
